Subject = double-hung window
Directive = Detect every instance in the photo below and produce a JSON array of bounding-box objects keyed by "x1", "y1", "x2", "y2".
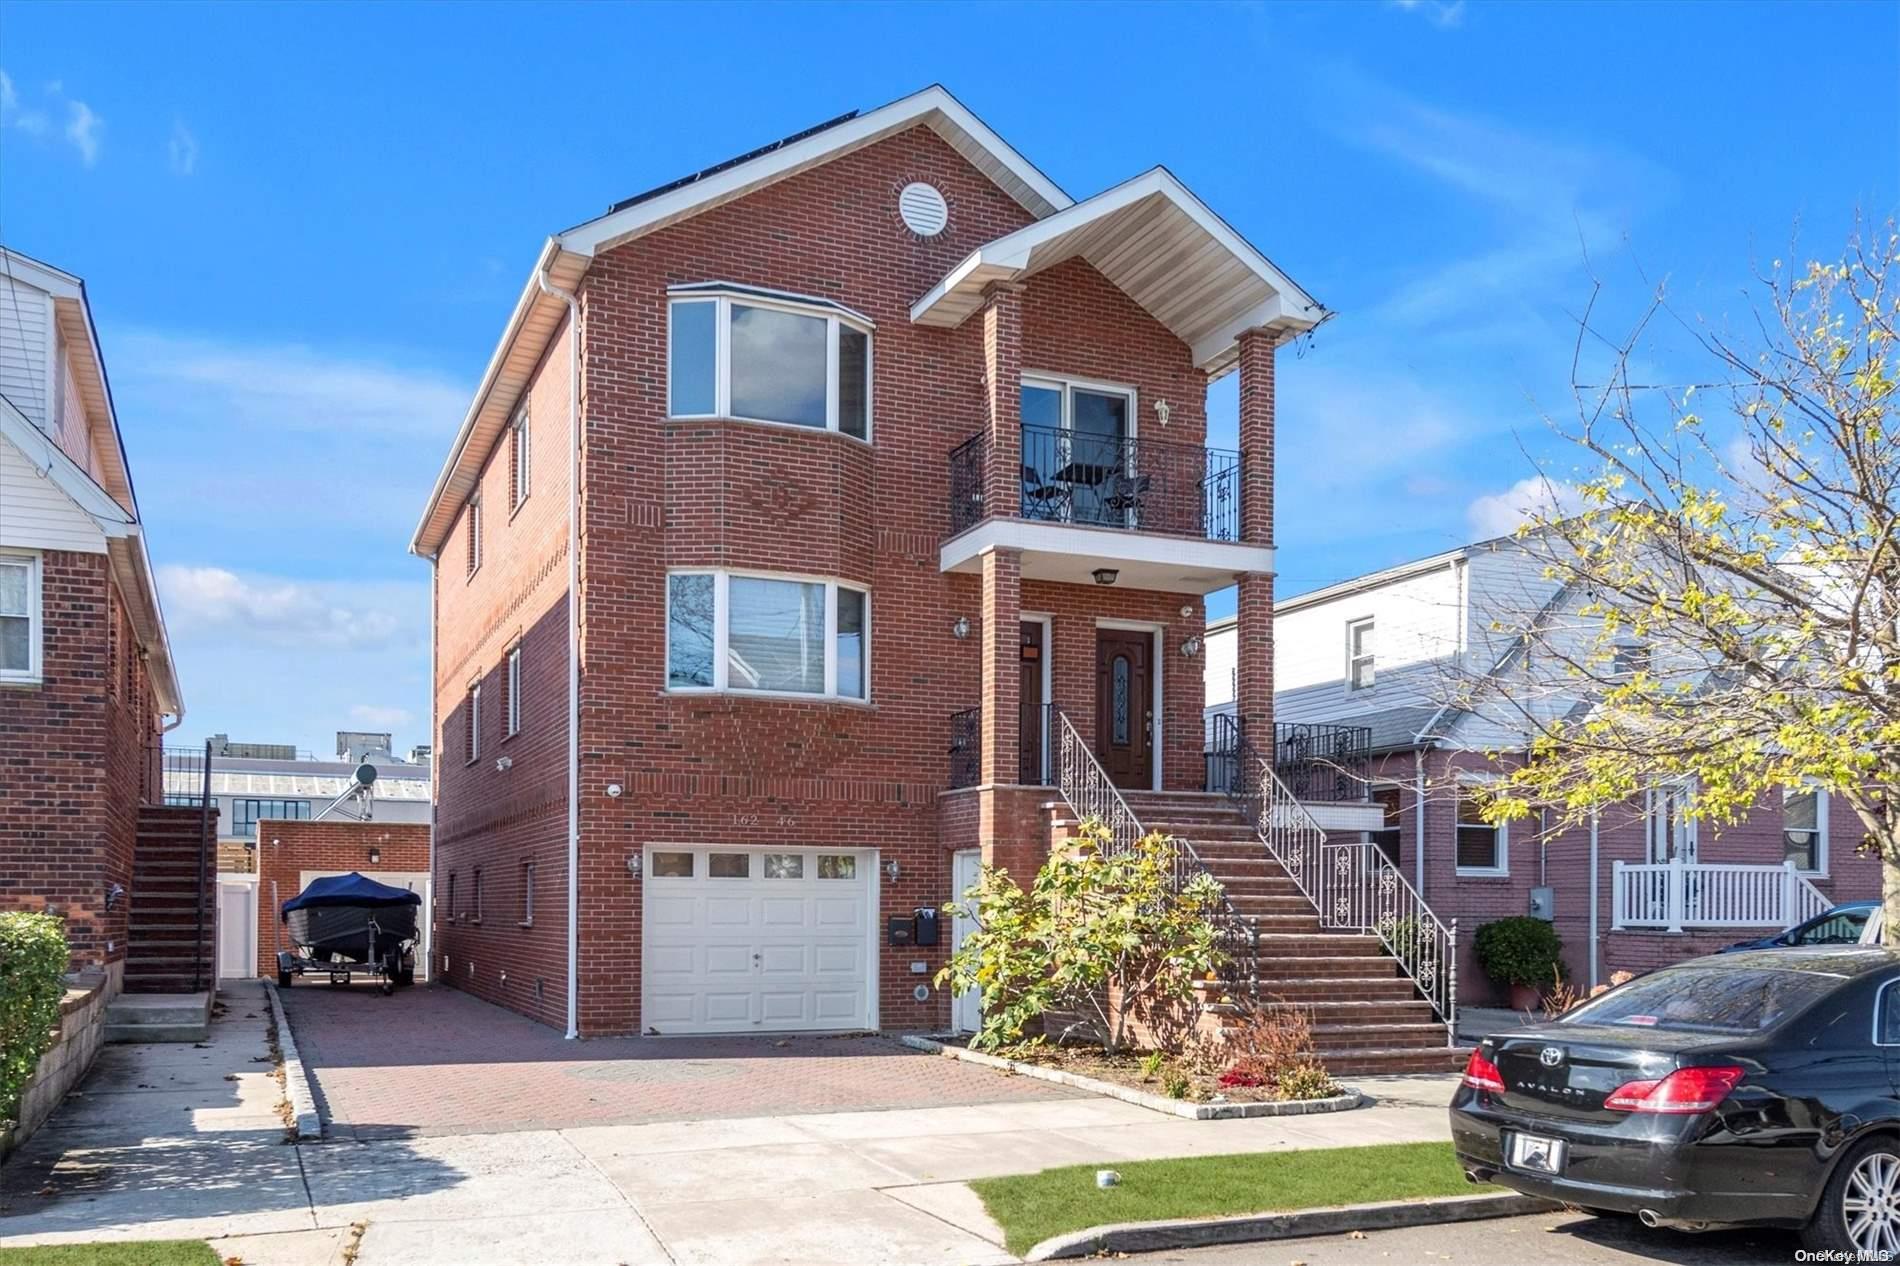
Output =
[
  {"x1": 0, "y1": 552, "x2": 40, "y2": 682},
  {"x1": 1455, "y1": 782, "x2": 1507, "y2": 875},
  {"x1": 466, "y1": 495, "x2": 483, "y2": 579},
  {"x1": 505, "y1": 646, "x2": 522, "y2": 738},
  {"x1": 667, "y1": 286, "x2": 872, "y2": 440},
  {"x1": 1783, "y1": 787, "x2": 1827, "y2": 875},
  {"x1": 666, "y1": 570, "x2": 869, "y2": 700},
  {"x1": 1346, "y1": 617, "x2": 1375, "y2": 691},
  {"x1": 510, "y1": 408, "x2": 531, "y2": 511},
  {"x1": 467, "y1": 684, "x2": 482, "y2": 762}
]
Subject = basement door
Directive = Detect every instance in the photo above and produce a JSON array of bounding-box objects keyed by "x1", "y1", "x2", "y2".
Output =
[{"x1": 641, "y1": 847, "x2": 877, "y2": 1035}]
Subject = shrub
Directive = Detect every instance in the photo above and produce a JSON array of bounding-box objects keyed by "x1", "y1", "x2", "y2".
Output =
[
  {"x1": 1138, "y1": 1052, "x2": 1166, "y2": 1081},
  {"x1": 1162, "y1": 1070, "x2": 1193, "y2": 1100},
  {"x1": 936, "y1": 820, "x2": 1227, "y2": 1054},
  {"x1": 1217, "y1": 998, "x2": 1319, "y2": 1086},
  {"x1": 1276, "y1": 1061, "x2": 1340, "y2": 1101},
  {"x1": 1473, "y1": 917, "x2": 1565, "y2": 989},
  {"x1": 0, "y1": 912, "x2": 69, "y2": 1123}
]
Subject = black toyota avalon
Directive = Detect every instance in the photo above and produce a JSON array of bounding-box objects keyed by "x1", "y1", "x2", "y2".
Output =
[{"x1": 1452, "y1": 947, "x2": 1900, "y2": 1258}]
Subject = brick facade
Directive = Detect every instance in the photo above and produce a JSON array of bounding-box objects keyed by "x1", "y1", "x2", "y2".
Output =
[
  {"x1": 430, "y1": 122, "x2": 1279, "y2": 1036},
  {"x1": 255, "y1": 820, "x2": 432, "y2": 979},
  {"x1": 0, "y1": 549, "x2": 158, "y2": 974}
]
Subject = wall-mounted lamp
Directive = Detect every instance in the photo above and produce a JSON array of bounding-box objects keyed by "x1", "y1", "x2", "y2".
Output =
[
  {"x1": 1179, "y1": 604, "x2": 1195, "y2": 619},
  {"x1": 1180, "y1": 635, "x2": 1204, "y2": 659},
  {"x1": 885, "y1": 859, "x2": 901, "y2": 883},
  {"x1": 606, "y1": 783, "x2": 624, "y2": 798},
  {"x1": 1092, "y1": 568, "x2": 1119, "y2": 587},
  {"x1": 627, "y1": 853, "x2": 643, "y2": 879},
  {"x1": 495, "y1": 755, "x2": 513, "y2": 772},
  {"x1": 951, "y1": 616, "x2": 970, "y2": 640},
  {"x1": 104, "y1": 882, "x2": 125, "y2": 912},
  {"x1": 368, "y1": 847, "x2": 382, "y2": 865}
]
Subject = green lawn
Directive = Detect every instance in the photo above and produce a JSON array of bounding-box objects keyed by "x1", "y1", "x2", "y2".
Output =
[
  {"x1": 0, "y1": 1243, "x2": 219, "y2": 1266},
  {"x1": 969, "y1": 1141, "x2": 1484, "y2": 1255}
]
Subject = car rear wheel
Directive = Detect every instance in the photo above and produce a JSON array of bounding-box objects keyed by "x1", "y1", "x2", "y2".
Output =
[{"x1": 1805, "y1": 1135, "x2": 1900, "y2": 1259}]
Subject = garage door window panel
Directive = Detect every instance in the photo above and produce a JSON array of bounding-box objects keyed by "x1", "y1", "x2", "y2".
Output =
[
  {"x1": 709, "y1": 852, "x2": 750, "y2": 879},
  {"x1": 651, "y1": 851, "x2": 695, "y2": 878}
]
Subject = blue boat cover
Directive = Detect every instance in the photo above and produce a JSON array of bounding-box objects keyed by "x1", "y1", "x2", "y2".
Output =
[{"x1": 281, "y1": 872, "x2": 423, "y2": 919}]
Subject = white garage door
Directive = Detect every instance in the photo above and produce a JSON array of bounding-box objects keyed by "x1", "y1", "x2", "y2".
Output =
[{"x1": 642, "y1": 847, "x2": 876, "y2": 1035}]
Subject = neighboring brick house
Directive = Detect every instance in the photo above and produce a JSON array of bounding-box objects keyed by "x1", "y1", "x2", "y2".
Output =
[
  {"x1": 412, "y1": 86, "x2": 1422, "y2": 1050},
  {"x1": 1209, "y1": 533, "x2": 1879, "y2": 1003},
  {"x1": 251, "y1": 819, "x2": 431, "y2": 980},
  {"x1": 0, "y1": 246, "x2": 195, "y2": 993}
]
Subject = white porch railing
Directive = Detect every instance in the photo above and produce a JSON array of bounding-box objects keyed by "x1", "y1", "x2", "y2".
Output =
[{"x1": 1612, "y1": 858, "x2": 1833, "y2": 932}]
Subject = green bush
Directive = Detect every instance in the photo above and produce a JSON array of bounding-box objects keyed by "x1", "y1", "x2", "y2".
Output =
[
  {"x1": 1473, "y1": 916, "x2": 1564, "y2": 989},
  {"x1": 1276, "y1": 1061, "x2": 1339, "y2": 1101},
  {"x1": 0, "y1": 912, "x2": 69, "y2": 1124}
]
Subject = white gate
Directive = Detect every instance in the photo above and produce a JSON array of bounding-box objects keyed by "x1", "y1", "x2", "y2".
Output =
[{"x1": 217, "y1": 875, "x2": 259, "y2": 979}]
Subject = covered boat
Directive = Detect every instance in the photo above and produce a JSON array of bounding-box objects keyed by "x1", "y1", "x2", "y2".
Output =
[{"x1": 280, "y1": 872, "x2": 421, "y2": 968}]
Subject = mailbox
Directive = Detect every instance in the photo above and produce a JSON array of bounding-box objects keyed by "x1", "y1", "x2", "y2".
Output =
[
  {"x1": 913, "y1": 907, "x2": 941, "y2": 947},
  {"x1": 886, "y1": 915, "x2": 915, "y2": 946}
]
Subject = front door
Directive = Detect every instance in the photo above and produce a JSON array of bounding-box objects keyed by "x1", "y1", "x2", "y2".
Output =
[
  {"x1": 1095, "y1": 629, "x2": 1153, "y2": 790},
  {"x1": 1020, "y1": 621, "x2": 1047, "y2": 784},
  {"x1": 951, "y1": 849, "x2": 982, "y2": 1034}
]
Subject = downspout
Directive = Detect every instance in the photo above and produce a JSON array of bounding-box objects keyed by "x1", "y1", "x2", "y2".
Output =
[
  {"x1": 1413, "y1": 748, "x2": 1427, "y2": 894},
  {"x1": 537, "y1": 266, "x2": 583, "y2": 1042},
  {"x1": 1588, "y1": 808, "x2": 1600, "y2": 989}
]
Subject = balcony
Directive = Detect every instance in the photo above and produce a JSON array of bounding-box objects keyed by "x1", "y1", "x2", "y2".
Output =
[
  {"x1": 947, "y1": 703, "x2": 1055, "y2": 790},
  {"x1": 942, "y1": 425, "x2": 1273, "y2": 594},
  {"x1": 1613, "y1": 859, "x2": 1832, "y2": 932}
]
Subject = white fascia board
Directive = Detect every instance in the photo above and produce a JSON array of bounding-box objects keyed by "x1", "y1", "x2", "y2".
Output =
[
  {"x1": 0, "y1": 395, "x2": 137, "y2": 536},
  {"x1": 107, "y1": 533, "x2": 183, "y2": 716},
  {"x1": 939, "y1": 516, "x2": 1274, "y2": 583},
  {"x1": 560, "y1": 86, "x2": 1071, "y2": 259},
  {"x1": 0, "y1": 248, "x2": 83, "y2": 300}
]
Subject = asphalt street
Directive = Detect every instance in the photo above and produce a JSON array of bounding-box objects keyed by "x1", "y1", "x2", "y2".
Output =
[{"x1": 1134, "y1": 1211, "x2": 1802, "y2": 1264}]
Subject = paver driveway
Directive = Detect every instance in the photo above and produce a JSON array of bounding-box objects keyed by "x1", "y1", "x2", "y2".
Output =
[{"x1": 280, "y1": 981, "x2": 1082, "y2": 1138}]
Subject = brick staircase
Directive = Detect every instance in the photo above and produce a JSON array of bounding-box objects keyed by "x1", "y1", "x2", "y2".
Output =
[
  {"x1": 1122, "y1": 790, "x2": 1468, "y2": 1077},
  {"x1": 125, "y1": 805, "x2": 217, "y2": 996}
]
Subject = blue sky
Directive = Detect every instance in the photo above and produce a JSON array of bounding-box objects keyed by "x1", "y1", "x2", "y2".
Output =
[{"x1": 1, "y1": 1, "x2": 1892, "y2": 753}]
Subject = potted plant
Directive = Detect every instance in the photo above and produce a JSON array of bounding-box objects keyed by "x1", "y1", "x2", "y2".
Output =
[{"x1": 1473, "y1": 916, "x2": 1564, "y2": 1011}]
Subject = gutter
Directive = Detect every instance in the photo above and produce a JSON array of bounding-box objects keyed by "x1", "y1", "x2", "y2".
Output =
[{"x1": 535, "y1": 267, "x2": 583, "y2": 1042}]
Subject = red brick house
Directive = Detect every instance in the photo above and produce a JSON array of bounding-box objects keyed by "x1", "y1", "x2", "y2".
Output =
[
  {"x1": 0, "y1": 247, "x2": 202, "y2": 996},
  {"x1": 1218, "y1": 533, "x2": 1880, "y2": 1004},
  {"x1": 413, "y1": 87, "x2": 1470, "y2": 1070}
]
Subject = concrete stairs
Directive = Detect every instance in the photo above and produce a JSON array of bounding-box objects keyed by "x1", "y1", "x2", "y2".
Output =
[
  {"x1": 104, "y1": 991, "x2": 212, "y2": 1043},
  {"x1": 126, "y1": 806, "x2": 216, "y2": 996},
  {"x1": 1123, "y1": 790, "x2": 1469, "y2": 1077}
]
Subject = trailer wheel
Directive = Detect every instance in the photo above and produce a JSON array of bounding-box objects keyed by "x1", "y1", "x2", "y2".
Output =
[
  {"x1": 397, "y1": 965, "x2": 415, "y2": 986},
  {"x1": 380, "y1": 977, "x2": 395, "y2": 997},
  {"x1": 277, "y1": 969, "x2": 293, "y2": 988}
]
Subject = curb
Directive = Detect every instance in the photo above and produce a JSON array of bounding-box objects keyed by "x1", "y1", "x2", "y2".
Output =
[
  {"x1": 900, "y1": 1035, "x2": 1363, "y2": 1120},
  {"x1": 263, "y1": 980, "x2": 321, "y2": 1141},
  {"x1": 1024, "y1": 1191, "x2": 1560, "y2": 1260}
]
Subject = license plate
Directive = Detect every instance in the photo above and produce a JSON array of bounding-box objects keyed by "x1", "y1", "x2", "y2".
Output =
[{"x1": 1507, "y1": 1131, "x2": 1567, "y2": 1175}]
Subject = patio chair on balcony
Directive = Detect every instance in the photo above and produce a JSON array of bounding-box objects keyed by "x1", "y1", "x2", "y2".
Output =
[
  {"x1": 1021, "y1": 464, "x2": 1071, "y2": 521},
  {"x1": 1101, "y1": 472, "x2": 1150, "y2": 525}
]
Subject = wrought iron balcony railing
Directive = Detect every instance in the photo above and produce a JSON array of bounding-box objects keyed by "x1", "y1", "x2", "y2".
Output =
[
  {"x1": 948, "y1": 424, "x2": 1243, "y2": 541},
  {"x1": 1204, "y1": 720, "x2": 1373, "y2": 802},
  {"x1": 947, "y1": 708, "x2": 980, "y2": 789},
  {"x1": 947, "y1": 702, "x2": 1055, "y2": 789}
]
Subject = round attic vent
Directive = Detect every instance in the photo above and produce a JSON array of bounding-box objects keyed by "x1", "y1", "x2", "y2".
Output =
[{"x1": 898, "y1": 182, "x2": 949, "y2": 237}]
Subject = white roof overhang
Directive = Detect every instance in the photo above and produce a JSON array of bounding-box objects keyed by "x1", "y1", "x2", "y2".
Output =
[{"x1": 909, "y1": 167, "x2": 1325, "y2": 377}]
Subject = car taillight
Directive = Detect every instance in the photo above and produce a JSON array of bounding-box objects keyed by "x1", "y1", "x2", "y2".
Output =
[
  {"x1": 1462, "y1": 1049, "x2": 1506, "y2": 1093},
  {"x1": 1604, "y1": 1065, "x2": 1745, "y2": 1113}
]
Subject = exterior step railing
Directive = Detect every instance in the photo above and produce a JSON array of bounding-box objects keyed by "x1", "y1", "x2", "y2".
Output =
[
  {"x1": 1208, "y1": 715, "x2": 1456, "y2": 1039},
  {"x1": 1613, "y1": 858, "x2": 1832, "y2": 932},
  {"x1": 1052, "y1": 708, "x2": 1259, "y2": 999}
]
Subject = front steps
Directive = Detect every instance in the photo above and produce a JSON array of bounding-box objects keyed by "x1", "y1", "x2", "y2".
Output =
[
  {"x1": 104, "y1": 991, "x2": 212, "y2": 1043},
  {"x1": 1125, "y1": 790, "x2": 1468, "y2": 1077}
]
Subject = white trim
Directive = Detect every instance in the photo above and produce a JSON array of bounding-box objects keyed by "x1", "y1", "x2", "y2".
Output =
[
  {"x1": 510, "y1": 408, "x2": 531, "y2": 513},
  {"x1": 667, "y1": 293, "x2": 872, "y2": 442},
  {"x1": 1345, "y1": 614, "x2": 1375, "y2": 694},
  {"x1": 0, "y1": 549, "x2": 44, "y2": 684},
  {"x1": 668, "y1": 281, "x2": 874, "y2": 329},
  {"x1": 563, "y1": 86, "x2": 1070, "y2": 257},
  {"x1": 1452, "y1": 772, "x2": 1509, "y2": 877},
  {"x1": 467, "y1": 683, "x2": 483, "y2": 763},
  {"x1": 939, "y1": 517, "x2": 1274, "y2": 595},
  {"x1": 1782, "y1": 785, "x2": 1830, "y2": 878},
  {"x1": 665, "y1": 567, "x2": 870, "y2": 702},
  {"x1": 505, "y1": 645, "x2": 522, "y2": 737},
  {"x1": 1095, "y1": 618, "x2": 1163, "y2": 792},
  {"x1": 0, "y1": 396, "x2": 136, "y2": 536}
]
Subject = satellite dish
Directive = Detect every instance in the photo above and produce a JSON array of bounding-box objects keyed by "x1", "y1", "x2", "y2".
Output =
[{"x1": 354, "y1": 762, "x2": 378, "y2": 787}]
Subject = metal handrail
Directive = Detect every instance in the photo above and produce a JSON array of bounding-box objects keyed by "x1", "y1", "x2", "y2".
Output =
[
  {"x1": 947, "y1": 708, "x2": 980, "y2": 790},
  {"x1": 1208, "y1": 715, "x2": 1456, "y2": 1038},
  {"x1": 1052, "y1": 708, "x2": 1258, "y2": 998}
]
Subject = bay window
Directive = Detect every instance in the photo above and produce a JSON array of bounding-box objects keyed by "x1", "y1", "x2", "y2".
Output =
[
  {"x1": 667, "y1": 286, "x2": 872, "y2": 439},
  {"x1": 666, "y1": 570, "x2": 870, "y2": 700}
]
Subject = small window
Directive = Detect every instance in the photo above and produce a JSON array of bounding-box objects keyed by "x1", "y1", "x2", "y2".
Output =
[
  {"x1": 472, "y1": 868, "x2": 483, "y2": 922},
  {"x1": 650, "y1": 852, "x2": 694, "y2": 878},
  {"x1": 1347, "y1": 617, "x2": 1374, "y2": 691},
  {"x1": 230, "y1": 799, "x2": 313, "y2": 839},
  {"x1": 666, "y1": 291, "x2": 872, "y2": 439},
  {"x1": 1455, "y1": 786, "x2": 1505, "y2": 873},
  {"x1": 1784, "y1": 787, "x2": 1826, "y2": 874},
  {"x1": 0, "y1": 553, "x2": 41, "y2": 681},
  {"x1": 520, "y1": 861, "x2": 535, "y2": 926},
  {"x1": 447, "y1": 873, "x2": 457, "y2": 920},
  {"x1": 764, "y1": 853, "x2": 804, "y2": 879},
  {"x1": 666, "y1": 571, "x2": 870, "y2": 701},
  {"x1": 817, "y1": 854, "x2": 857, "y2": 880},
  {"x1": 467, "y1": 684, "x2": 483, "y2": 762},
  {"x1": 466, "y1": 495, "x2": 483, "y2": 579},
  {"x1": 510, "y1": 407, "x2": 531, "y2": 511},
  {"x1": 709, "y1": 852, "x2": 750, "y2": 879},
  {"x1": 505, "y1": 647, "x2": 522, "y2": 738}
]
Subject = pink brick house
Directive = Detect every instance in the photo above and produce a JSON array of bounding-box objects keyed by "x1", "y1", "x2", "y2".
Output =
[{"x1": 1209, "y1": 532, "x2": 1879, "y2": 1003}]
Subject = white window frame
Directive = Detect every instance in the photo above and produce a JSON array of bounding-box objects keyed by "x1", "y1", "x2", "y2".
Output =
[
  {"x1": 1783, "y1": 785, "x2": 1829, "y2": 877},
  {"x1": 1346, "y1": 615, "x2": 1375, "y2": 693},
  {"x1": 666, "y1": 287, "x2": 874, "y2": 441},
  {"x1": 466, "y1": 494, "x2": 483, "y2": 579},
  {"x1": 520, "y1": 860, "x2": 535, "y2": 926},
  {"x1": 467, "y1": 683, "x2": 482, "y2": 763},
  {"x1": 1645, "y1": 777, "x2": 1698, "y2": 865},
  {"x1": 1454, "y1": 775, "x2": 1509, "y2": 877},
  {"x1": 510, "y1": 408, "x2": 531, "y2": 513},
  {"x1": 505, "y1": 646, "x2": 522, "y2": 738},
  {"x1": 665, "y1": 568, "x2": 870, "y2": 702},
  {"x1": 0, "y1": 550, "x2": 43, "y2": 684}
]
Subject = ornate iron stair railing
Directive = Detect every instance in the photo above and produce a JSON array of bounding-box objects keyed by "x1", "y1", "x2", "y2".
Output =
[
  {"x1": 1208, "y1": 715, "x2": 1457, "y2": 1040},
  {"x1": 1052, "y1": 708, "x2": 1259, "y2": 999}
]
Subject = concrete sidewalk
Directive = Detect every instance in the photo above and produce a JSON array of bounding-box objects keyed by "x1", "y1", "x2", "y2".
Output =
[{"x1": 1, "y1": 994, "x2": 1462, "y2": 1265}]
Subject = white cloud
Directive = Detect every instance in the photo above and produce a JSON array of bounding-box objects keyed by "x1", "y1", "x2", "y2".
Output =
[
  {"x1": 1466, "y1": 475, "x2": 1587, "y2": 537},
  {"x1": 1388, "y1": 0, "x2": 1465, "y2": 27},
  {"x1": 349, "y1": 703, "x2": 412, "y2": 728},
  {"x1": 64, "y1": 98, "x2": 101, "y2": 166},
  {"x1": 168, "y1": 119, "x2": 198, "y2": 176},
  {"x1": 157, "y1": 565, "x2": 413, "y2": 650},
  {"x1": 0, "y1": 69, "x2": 47, "y2": 136}
]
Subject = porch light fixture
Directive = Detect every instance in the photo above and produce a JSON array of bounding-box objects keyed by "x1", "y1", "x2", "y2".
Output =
[
  {"x1": 368, "y1": 847, "x2": 382, "y2": 865},
  {"x1": 1180, "y1": 635, "x2": 1204, "y2": 659},
  {"x1": 627, "y1": 853, "x2": 643, "y2": 879},
  {"x1": 885, "y1": 859, "x2": 901, "y2": 883},
  {"x1": 1092, "y1": 568, "x2": 1119, "y2": 586},
  {"x1": 951, "y1": 616, "x2": 970, "y2": 640}
]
